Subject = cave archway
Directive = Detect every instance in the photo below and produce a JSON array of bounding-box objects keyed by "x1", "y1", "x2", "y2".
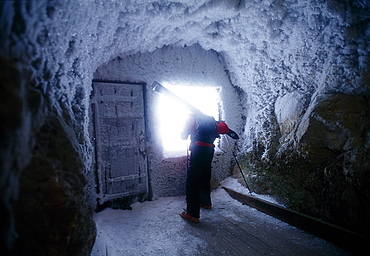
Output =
[{"x1": 90, "y1": 44, "x2": 243, "y2": 207}]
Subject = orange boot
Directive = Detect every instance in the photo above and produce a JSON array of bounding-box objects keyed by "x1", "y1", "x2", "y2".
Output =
[{"x1": 180, "y1": 211, "x2": 199, "y2": 223}]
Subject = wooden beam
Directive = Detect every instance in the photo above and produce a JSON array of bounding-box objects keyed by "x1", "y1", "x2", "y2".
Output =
[{"x1": 222, "y1": 187, "x2": 369, "y2": 255}]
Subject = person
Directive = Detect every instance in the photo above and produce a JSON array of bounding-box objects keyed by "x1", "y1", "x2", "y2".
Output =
[{"x1": 179, "y1": 112, "x2": 230, "y2": 223}]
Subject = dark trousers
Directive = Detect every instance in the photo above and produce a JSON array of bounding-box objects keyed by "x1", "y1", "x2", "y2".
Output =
[{"x1": 186, "y1": 145, "x2": 214, "y2": 218}]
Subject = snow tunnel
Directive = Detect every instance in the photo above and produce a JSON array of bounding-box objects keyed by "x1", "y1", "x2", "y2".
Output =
[{"x1": 1, "y1": 1, "x2": 369, "y2": 255}]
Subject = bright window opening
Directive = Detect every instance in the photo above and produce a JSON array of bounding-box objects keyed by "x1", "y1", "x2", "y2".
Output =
[{"x1": 157, "y1": 84, "x2": 220, "y2": 157}]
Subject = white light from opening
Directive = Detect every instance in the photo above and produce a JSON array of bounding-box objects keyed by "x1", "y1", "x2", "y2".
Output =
[{"x1": 157, "y1": 85, "x2": 219, "y2": 157}]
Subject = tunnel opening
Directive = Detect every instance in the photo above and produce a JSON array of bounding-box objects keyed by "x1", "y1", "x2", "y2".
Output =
[
  {"x1": 92, "y1": 44, "x2": 240, "y2": 204},
  {"x1": 156, "y1": 83, "x2": 221, "y2": 157}
]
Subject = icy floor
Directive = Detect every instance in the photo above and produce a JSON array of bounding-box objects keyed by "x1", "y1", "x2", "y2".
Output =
[{"x1": 91, "y1": 178, "x2": 346, "y2": 256}]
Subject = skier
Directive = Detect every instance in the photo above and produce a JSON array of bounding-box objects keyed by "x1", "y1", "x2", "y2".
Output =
[{"x1": 179, "y1": 113, "x2": 230, "y2": 223}]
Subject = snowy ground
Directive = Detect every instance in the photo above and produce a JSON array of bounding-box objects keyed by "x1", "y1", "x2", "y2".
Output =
[{"x1": 91, "y1": 178, "x2": 346, "y2": 256}]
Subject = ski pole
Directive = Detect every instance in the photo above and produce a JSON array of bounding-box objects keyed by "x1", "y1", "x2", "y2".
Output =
[{"x1": 225, "y1": 136, "x2": 252, "y2": 195}]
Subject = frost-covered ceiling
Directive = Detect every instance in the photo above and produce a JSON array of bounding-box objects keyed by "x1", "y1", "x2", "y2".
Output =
[
  {"x1": 2, "y1": 0, "x2": 368, "y2": 157},
  {"x1": 4, "y1": 0, "x2": 368, "y2": 100}
]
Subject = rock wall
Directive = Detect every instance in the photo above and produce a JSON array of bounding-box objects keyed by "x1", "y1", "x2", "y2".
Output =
[
  {"x1": 0, "y1": 2, "x2": 99, "y2": 255},
  {"x1": 13, "y1": 117, "x2": 96, "y2": 256},
  {"x1": 0, "y1": 57, "x2": 44, "y2": 255},
  {"x1": 0, "y1": 56, "x2": 96, "y2": 255},
  {"x1": 242, "y1": 93, "x2": 370, "y2": 236},
  {"x1": 234, "y1": 1, "x2": 370, "y2": 237}
]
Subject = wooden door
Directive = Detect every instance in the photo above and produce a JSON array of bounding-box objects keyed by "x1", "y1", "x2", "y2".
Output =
[{"x1": 90, "y1": 81, "x2": 149, "y2": 207}]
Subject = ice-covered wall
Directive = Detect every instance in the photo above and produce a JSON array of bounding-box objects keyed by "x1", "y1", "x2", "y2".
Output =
[{"x1": 1, "y1": 0, "x2": 369, "y2": 255}]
